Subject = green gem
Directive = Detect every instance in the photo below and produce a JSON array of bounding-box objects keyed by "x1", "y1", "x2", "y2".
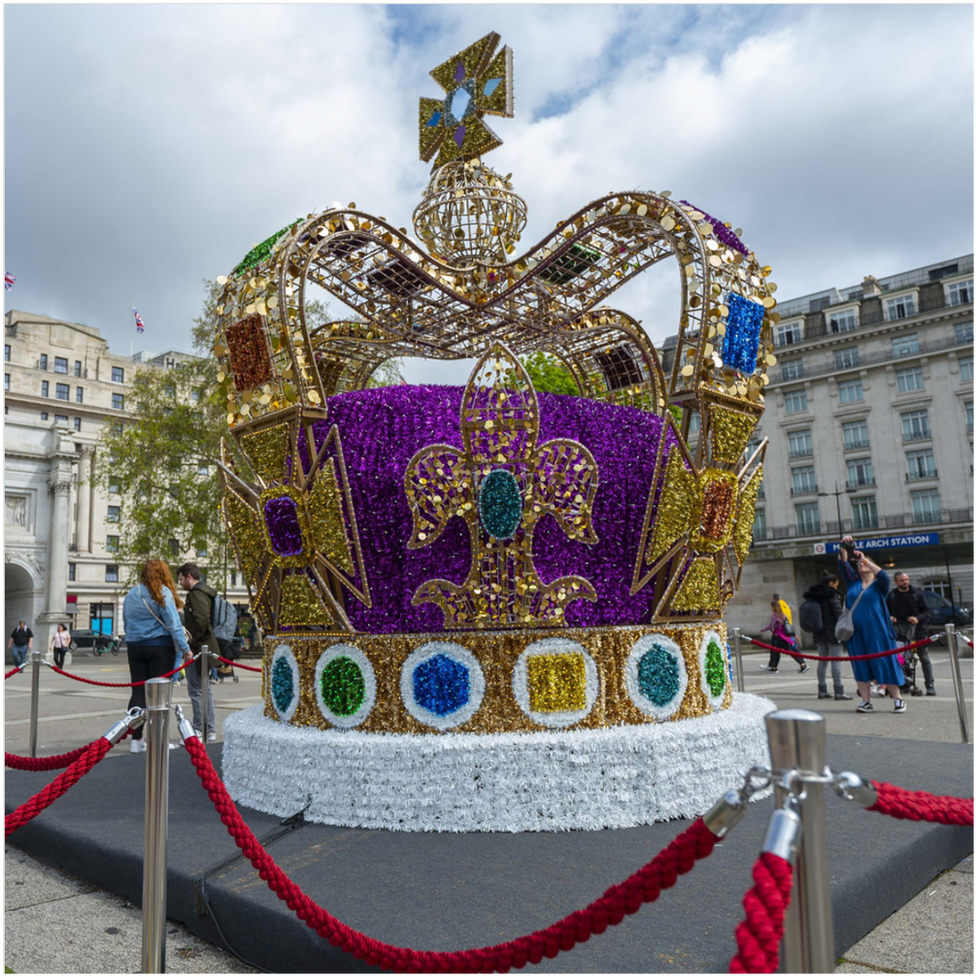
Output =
[
  {"x1": 705, "y1": 640, "x2": 726, "y2": 698},
  {"x1": 320, "y1": 656, "x2": 366, "y2": 717}
]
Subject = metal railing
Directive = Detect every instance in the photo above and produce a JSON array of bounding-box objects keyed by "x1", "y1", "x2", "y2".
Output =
[
  {"x1": 754, "y1": 507, "x2": 973, "y2": 543},
  {"x1": 788, "y1": 447, "x2": 814, "y2": 459},
  {"x1": 845, "y1": 477, "x2": 876, "y2": 489},
  {"x1": 906, "y1": 469, "x2": 938, "y2": 482},
  {"x1": 903, "y1": 429, "x2": 932, "y2": 442},
  {"x1": 843, "y1": 439, "x2": 870, "y2": 452},
  {"x1": 790, "y1": 486, "x2": 819, "y2": 497}
]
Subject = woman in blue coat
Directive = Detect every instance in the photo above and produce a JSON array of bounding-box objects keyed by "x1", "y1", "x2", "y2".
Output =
[{"x1": 838, "y1": 535, "x2": 906, "y2": 714}]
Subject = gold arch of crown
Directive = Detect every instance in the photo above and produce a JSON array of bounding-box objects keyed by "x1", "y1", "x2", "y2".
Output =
[{"x1": 212, "y1": 32, "x2": 775, "y2": 636}]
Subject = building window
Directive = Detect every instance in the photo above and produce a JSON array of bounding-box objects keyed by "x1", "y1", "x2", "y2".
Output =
[
  {"x1": 39, "y1": 354, "x2": 48, "y2": 371},
  {"x1": 891, "y1": 333, "x2": 919, "y2": 358},
  {"x1": 169, "y1": 539, "x2": 180, "y2": 557},
  {"x1": 73, "y1": 418, "x2": 81, "y2": 431},
  {"x1": 947, "y1": 279, "x2": 973, "y2": 306},
  {"x1": 111, "y1": 421, "x2": 123, "y2": 435},
  {"x1": 829, "y1": 309, "x2": 857, "y2": 333},
  {"x1": 846, "y1": 457, "x2": 874, "y2": 487},
  {"x1": 787, "y1": 429, "x2": 813, "y2": 458},
  {"x1": 55, "y1": 382, "x2": 70, "y2": 401},
  {"x1": 753, "y1": 509, "x2": 767, "y2": 541},
  {"x1": 164, "y1": 383, "x2": 176, "y2": 398},
  {"x1": 687, "y1": 411, "x2": 701, "y2": 434},
  {"x1": 112, "y1": 393, "x2": 125, "y2": 410},
  {"x1": 784, "y1": 389, "x2": 807, "y2": 414},
  {"x1": 4, "y1": 344, "x2": 9, "y2": 362},
  {"x1": 837, "y1": 378, "x2": 864, "y2": 404},
  {"x1": 74, "y1": 361, "x2": 82, "y2": 377},
  {"x1": 911, "y1": 489, "x2": 941, "y2": 525},
  {"x1": 3, "y1": 373, "x2": 8, "y2": 392},
  {"x1": 191, "y1": 387, "x2": 202, "y2": 401},
  {"x1": 54, "y1": 414, "x2": 68, "y2": 425},
  {"x1": 112, "y1": 366, "x2": 125, "y2": 383},
  {"x1": 105, "y1": 565, "x2": 119, "y2": 583},
  {"x1": 106, "y1": 535, "x2": 119, "y2": 553},
  {"x1": 108, "y1": 480, "x2": 120, "y2": 494},
  {"x1": 924, "y1": 578, "x2": 951, "y2": 600},
  {"x1": 961, "y1": 356, "x2": 974, "y2": 382},
  {"x1": 795, "y1": 502, "x2": 820, "y2": 535},
  {"x1": 886, "y1": 294, "x2": 916, "y2": 320},
  {"x1": 791, "y1": 466, "x2": 817, "y2": 494},
  {"x1": 851, "y1": 496, "x2": 879, "y2": 531},
  {"x1": 834, "y1": 347, "x2": 859, "y2": 369},
  {"x1": 896, "y1": 366, "x2": 924, "y2": 393},
  {"x1": 41, "y1": 380, "x2": 49, "y2": 397},
  {"x1": 195, "y1": 547, "x2": 207, "y2": 559},
  {"x1": 40, "y1": 412, "x2": 48, "y2": 420},
  {"x1": 774, "y1": 321, "x2": 803, "y2": 346},
  {"x1": 197, "y1": 463, "x2": 208, "y2": 476},
  {"x1": 906, "y1": 449, "x2": 936, "y2": 481},
  {"x1": 54, "y1": 356, "x2": 68, "y2": 374},
  {"x1": 106, "y1": 505, "x2": 121, "y2": 523},
  {"x1": 952, "y1": 322, "x2": 976, "y2": 349},
  {"x1": 75, "y1": 387, "x2": 84, "y2": 403},
  {"x1": 966, "y1": 401, "x2": 974, "y2": 432},
  {"x1": 901, "y1": 409, "x2": 930, "y2": 441},
  {"x1": 780, "y1": 358, "x2": 804, "y2": 381},
  {"x1": 68, "y1": 563, "x2": 76, "y2": 582}
]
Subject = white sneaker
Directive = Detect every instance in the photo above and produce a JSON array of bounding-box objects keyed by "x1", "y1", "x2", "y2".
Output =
[
  {"x1": 130, "y1": 739, "x2": 146, "y2": 753},
  {"x1": 207, "y1": 731, "x2": 217, "y2": 742}
]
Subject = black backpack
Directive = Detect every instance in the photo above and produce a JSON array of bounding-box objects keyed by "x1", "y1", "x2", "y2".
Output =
[{"x1": 799, "y1": 598, "x2": 823, "y2": 635}]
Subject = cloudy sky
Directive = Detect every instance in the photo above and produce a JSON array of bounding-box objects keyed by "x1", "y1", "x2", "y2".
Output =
[{"x1": 5, "y1": 3, "x2": 973, "y2": 383}]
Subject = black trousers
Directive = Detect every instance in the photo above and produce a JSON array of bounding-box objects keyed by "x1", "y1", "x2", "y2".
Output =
[
  {"x1": 126, "y1": 642, "x2": 174, "y2": 739},
  {"x1": 767, "y1": 636, "x2": 792, "y2": 669},
  {"x1": 53, "y1": 644, "x2": 68, "y2": 668}
]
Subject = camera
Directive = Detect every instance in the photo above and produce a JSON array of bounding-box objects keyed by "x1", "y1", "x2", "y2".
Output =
[{"x1": 841, "y1": 541, "x2": 860, "y2": 564}]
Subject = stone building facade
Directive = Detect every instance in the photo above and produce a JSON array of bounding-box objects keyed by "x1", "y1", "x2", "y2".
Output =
[{"x1": 4, "y1": 310, "x2": 247, "y2": 655}]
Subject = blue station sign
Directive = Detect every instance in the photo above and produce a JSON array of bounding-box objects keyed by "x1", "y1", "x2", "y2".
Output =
[{"x1": 814, "y1": 533, "x2": 940, "y2": 555}]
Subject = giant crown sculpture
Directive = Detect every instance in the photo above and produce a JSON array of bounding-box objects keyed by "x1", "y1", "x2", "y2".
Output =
[{"x1": 212, "y1": 34, "x2": 777, "y2": 830}]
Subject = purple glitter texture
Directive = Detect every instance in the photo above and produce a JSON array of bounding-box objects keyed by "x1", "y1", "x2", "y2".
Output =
[
  {"x1": 294, "y1": 386, "x2": 679, "y2": 633},
  {"x1": 263, "y1": 495, "x2": 305, "y2": 556},
  {"x1": 679, "y1": 201, "x2": 748, "y2": 255}
]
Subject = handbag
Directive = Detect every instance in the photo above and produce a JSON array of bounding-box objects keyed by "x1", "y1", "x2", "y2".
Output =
[{"x1": 835, "y1": 581, "x2": 872, "y2": 643}]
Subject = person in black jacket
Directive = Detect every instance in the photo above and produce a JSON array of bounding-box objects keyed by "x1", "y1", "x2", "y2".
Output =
[
  {"x1": 886, "y1": 572, "x2": 935, "y2": 695},
  {"x1": 803, "y1": 573, "x2": 852, "y2": 700}
]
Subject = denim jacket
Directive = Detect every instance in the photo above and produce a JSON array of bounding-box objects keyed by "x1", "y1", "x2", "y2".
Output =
[{"x1": 122, "y1": 584, "x2": 191, "y2": 655}]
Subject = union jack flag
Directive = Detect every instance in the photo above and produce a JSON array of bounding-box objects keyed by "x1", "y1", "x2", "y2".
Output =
[
  {"x1": 4, "y1": 271, "x2": 16, "y2": 291},
  {"x1": 133, "y1": 304, "x2": 145, "y2": 335}
]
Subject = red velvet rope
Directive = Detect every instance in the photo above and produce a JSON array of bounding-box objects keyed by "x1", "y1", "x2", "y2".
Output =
[
  {"x1": 966, "y1": 638, "x2": 974, "y2": 649},
  {"x1": 5, "y1": 665, "x2": 24, "y2": 679},
  {"x1": 868, "y1": 781, "x2": 974, "y2": 827},
  {"x1": 5, "y1": 737, "x2": 114, "y2": 837},
  {"x1": 214, "y1": 654, "x2": 262, "y2": 673},
  {"x1": 729, "y1": 853, "x2": 794, "y2": 974},
  {"x1": 183, "y1": 735, "x2": 718, "y2": 972},
  {"x1": 5, "y1": 728, "x2": 130, "y2": 771},
  {"x1": 47, "y1": 657, "x2": 194, "y2": 688},
  {"x1": 745, "y1": 635, "x2": 935, "y2": 662}
]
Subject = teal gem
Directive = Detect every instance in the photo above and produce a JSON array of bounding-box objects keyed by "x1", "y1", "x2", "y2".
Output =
[
  {"x1": 271, "y1": 656, "x2": 295, "y2": 715},
  {"x1": 478, "y1": 468, "x2": 522, "y2": 539},
  {"x1": 637, "y1": 645, "x2": 681, "y2": 707}
]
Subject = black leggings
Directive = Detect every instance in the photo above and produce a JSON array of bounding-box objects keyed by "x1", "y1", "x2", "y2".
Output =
[
  {"x1": 126, "y1": 642, "x2": 174, "y2": 739},
  {"x1": 767, "y1": 637, "x2": 792, "y2": 669},
  {"x1": 53, "y1": 644, "x2": 68, "y2": 668}
]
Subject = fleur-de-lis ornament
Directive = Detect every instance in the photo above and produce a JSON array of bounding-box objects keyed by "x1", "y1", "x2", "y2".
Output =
[{"x1": 405, "y1": 343, "x2": 599, "y2": 628}]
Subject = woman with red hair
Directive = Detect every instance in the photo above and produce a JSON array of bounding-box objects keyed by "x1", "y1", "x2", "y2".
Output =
[{"x1": 122, "y1": 560, "x2": 192, "y2": 753}]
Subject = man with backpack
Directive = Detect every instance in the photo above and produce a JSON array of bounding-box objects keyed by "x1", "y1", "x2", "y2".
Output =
[
  {"x1": 800, "y1": 573, "x2": 853, "y2": 701},
  {"x1": 887, "y1": 571, "x2": 935, "y2": 695},
  {"x1": 177, "y1": 563, "x2": 218, "y2": 740}
]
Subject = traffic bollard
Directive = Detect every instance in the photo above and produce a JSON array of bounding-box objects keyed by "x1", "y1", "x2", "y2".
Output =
[
  {"x1": 142, "y1": 678, "x2": 172, "y2": 974},
  {"x1": 28, "y1": 647, "x2": 41, "y2": 758},
  {"x1": 732, "y1": 627, "x2": 745, "y2": 694},
  {"x1": 764, "y1": 709, "x2": 835, "y2": 974},
  {"x1": 944, "y1": 624, "x2": 970, "y2": 745}
]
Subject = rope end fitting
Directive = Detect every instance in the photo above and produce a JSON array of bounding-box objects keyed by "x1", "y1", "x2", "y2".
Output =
[
  {"x1": 104, "y1": 707, "x2": 146, "y2": 744},
  {"x1": 831, "y1": 771, "x2": 878, "y2": 809},
  {"x1": 703, "y1": 790, "x2": 747, "y2": 839},
  {"x1": 761, "y1": 805, "x2": 802, "y2": 865},
  {"x1": 175, "y1": 704, "x2": 199, "y2": 744}
]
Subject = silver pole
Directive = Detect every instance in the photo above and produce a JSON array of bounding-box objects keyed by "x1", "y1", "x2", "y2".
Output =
[
  {"x1": 944, "y1": 624, "x2": 970, "y2": 745},
  {"x1": 732, "y1": 627, "x2": 745, "y2": 693},
  {"x1": 765, "y1": 709, "x2": 834, "y2": 974},
  {"x1": 200, "y1": 642, "x2": 210, "y2": 745},
  {"x1": 142, "y1": 677, "x2": 172, "y2": 974},
  {"x1": 28, "y1": 647, "x2": 41, "y2": 758}
]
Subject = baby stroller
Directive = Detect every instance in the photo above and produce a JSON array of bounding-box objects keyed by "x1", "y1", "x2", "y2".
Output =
[{"x1": 894, "y1": 622, "x2": 925, "y2": 698}]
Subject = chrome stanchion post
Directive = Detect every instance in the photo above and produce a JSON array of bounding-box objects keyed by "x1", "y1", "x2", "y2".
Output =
[
  {"x1": 28, "y1": 647, "x2": 42, "y2": 758},
  {"x1": 200, "y1": 642, "x2": 210, "y2": 745},
  {"x1": 142, "y1": 678, "x2": 172, "y2": 974},
  {"x1": 732, "y1": 627, "x2": 745, "y2": 693},
  {"x1": 764, "y1": 709, "x2": 834, "y2": 974},
  {"x1": 945, "y1": 624, "x2": 970, "y2": 745}
]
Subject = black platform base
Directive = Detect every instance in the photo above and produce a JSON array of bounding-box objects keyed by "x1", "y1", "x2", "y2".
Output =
[{"x1": 5, "y1": 734, "x2": 973, "y2": 973}]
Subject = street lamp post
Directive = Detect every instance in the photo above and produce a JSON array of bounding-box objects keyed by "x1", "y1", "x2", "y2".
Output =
[{"x1": 818, "y1": 481, "x2": 854, "y2": 535}]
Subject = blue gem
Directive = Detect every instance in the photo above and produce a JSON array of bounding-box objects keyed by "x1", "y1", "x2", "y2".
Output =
[
  {"x1": 271, "y1": 657, "x2": 295, "y2": 714},
  {"x1": 483, "y1": 78, "x2": 502, "y2": 97},
  {"x1": 478, "y1": 468, "x2": 522, "y2": 539},
  {"x1": 413, "y1": 654, "x2": 470, "y2": 716},
  {"x1": 637, "y1": 645, "x2": 680, "y2": 707},
  {"x1": 722, "y1": 293, "x2": 765, "y2": 374},
  {"x1": 426, "y1": 111, "x2": 442, "y2": 128}
]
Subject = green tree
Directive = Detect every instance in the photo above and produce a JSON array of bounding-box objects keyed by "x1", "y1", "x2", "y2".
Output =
[{"x1": 520, "y1": 352, "x2": 579, "y2": 395}]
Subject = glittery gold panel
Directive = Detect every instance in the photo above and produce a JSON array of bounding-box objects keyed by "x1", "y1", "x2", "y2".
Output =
[
  {"x1": 419, "y1": 97, "x2": 447, "y2": 163},
  {"x1": 406, "y1": 343, "x2": 598, "y2": 629},
  {"x1": 239, "y1": 423, "x2": 291, "y2": 485},
  {"x1": 309, "y1": 459, "x2": 354, "y2": 574},
  {"x1": 733, "y1": 467, "x2": 763, "y2": 566},
  {"x1": 433, "y1": 116, "x2": 503, "y2": 171},
  {"x1": 689, "y1": 469, "x2": 738, "y2": 554},
  {"x1": 527, "y1": 654, "x2": 587, "y2": 712},
  {"x1": 477, "y1": 47, "x2": 514, "y2": 117},
  {"x1": 224, "y1": 489, "x2": 266, "y2": 581},
  {"x1": 430, "y1": 33, "x2": 499, "y2": 92},
  {"x1": 708, "y1": 405, "x2": 759, "y2": 465},
  {"x1": 647, "y1": 451, "x2": 696, "y2": 564},
  {"x1": 279, "y1": 573, "x2": 333, "y2": 628},
  {"x1": 262, "y1": 622, "x2": 729, "y2": 735},
  {"x1": 670, "y1": 558, "x2": 722, "y2": 613}
]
